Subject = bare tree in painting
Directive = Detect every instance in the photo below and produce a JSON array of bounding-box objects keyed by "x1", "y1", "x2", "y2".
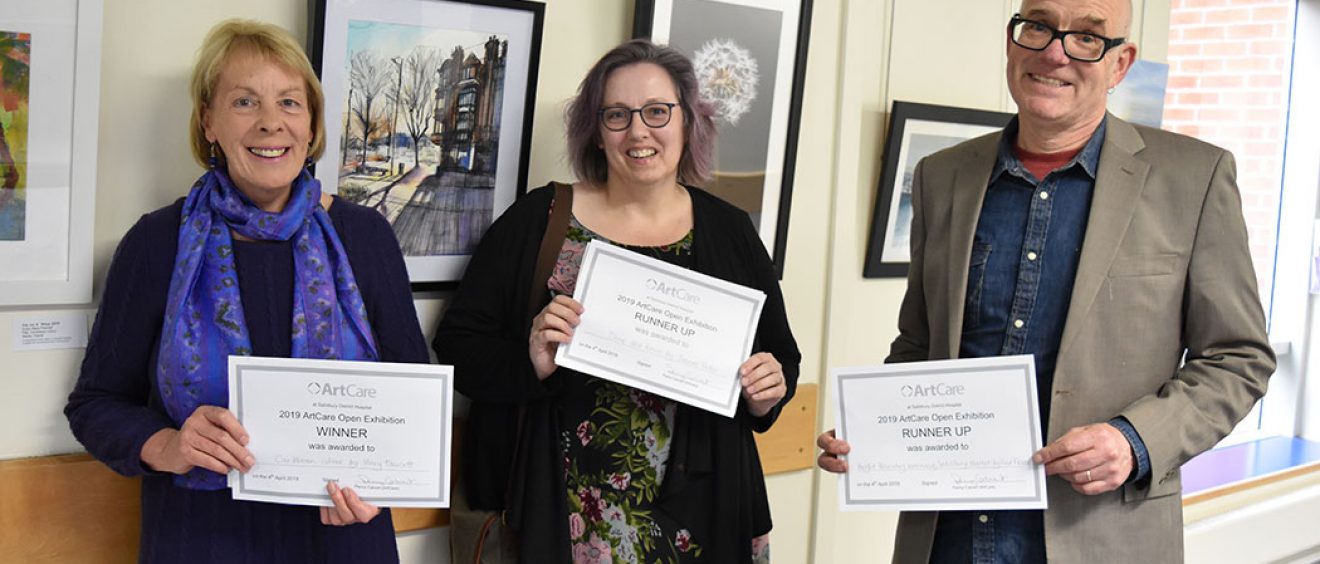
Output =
[
  {"x1": 349, "y1": 51, "x2": 390, "y2": 171},
  {"x1": 386, "y1": 46, "x2": 440, "y2": 170}
]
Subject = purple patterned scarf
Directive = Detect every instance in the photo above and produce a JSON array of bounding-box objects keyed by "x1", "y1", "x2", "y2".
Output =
[{"x1": 157, "y1": 167, "x2": 378, "y2": 489}]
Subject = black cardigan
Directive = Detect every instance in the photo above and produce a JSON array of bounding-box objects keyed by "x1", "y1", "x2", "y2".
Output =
[{"x1": 433, "y1": 183, "x2": 801, "y2": 563}]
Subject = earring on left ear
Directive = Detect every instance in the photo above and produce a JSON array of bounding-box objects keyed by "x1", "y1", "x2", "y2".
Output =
[
  {"x1": 208, "y1": 142, "x2": 221, "y2": 169},
  {"x1": 1107, "y1": 87, "x2": 1116, "y2": 94}
]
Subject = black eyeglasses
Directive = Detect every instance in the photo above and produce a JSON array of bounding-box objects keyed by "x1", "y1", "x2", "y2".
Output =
[
  {"x1": 599, "y1": 102, "x2": 678, "y2": 131},
  {"x1": 1008, "y1": 15, "x2": 1126, "y2": 63}
]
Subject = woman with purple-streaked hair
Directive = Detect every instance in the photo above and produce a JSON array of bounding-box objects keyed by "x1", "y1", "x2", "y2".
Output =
[{"x1": 434, "y1": 39, "x2": 800, "y2": 563}]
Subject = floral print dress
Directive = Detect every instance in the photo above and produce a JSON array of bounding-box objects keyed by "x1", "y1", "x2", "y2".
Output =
[{"x1": 550, "y1": 217, "x2": 765, "y2": 563}]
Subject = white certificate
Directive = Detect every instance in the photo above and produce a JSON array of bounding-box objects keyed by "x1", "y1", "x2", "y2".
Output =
[
  {"x1": 555, "y1": 240, "x2": 766, "y2": 417},
  {"x1": 227, "y1": 356, "x2": 453, "y2": 508},
  {"x1": 833, "y1": 355, "x2": 1047, "y2": 511}
]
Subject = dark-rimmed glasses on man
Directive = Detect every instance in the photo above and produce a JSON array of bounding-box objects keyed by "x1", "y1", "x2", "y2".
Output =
[{"x1": 1008, "y1": 15, "x2": 1126, "y2": 63}]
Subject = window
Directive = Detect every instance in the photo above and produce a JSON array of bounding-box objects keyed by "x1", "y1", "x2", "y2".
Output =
[{"x1": 1163, "y1": 0, "x2": 1318, "y2": 443}]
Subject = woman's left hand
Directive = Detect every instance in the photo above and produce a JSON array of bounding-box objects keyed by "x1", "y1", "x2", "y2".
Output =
[
  {"x1": 740, "y1": 352, "x2": 787, "y2": 417},
  {"x1": 320, "y1": 481, "x2": 380, "y2": 526}
]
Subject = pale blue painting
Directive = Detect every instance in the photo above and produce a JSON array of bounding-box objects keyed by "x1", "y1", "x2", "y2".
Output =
[{"x1": 1109, "y1": 59, "x2": 1169, "y2": 128}]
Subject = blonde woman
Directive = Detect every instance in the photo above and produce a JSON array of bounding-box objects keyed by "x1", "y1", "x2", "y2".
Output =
[{"x1": 66, "y1": 20, "x2": 426, "y2": 562}]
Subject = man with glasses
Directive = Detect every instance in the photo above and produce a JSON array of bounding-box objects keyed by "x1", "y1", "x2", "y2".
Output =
[{"x1": 817, "y1": 0, "x2": 1275, "y2": 562}]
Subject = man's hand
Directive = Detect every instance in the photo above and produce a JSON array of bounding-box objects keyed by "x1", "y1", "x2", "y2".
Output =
[
  {"x1": 816, "y1": 429, "x2": 850, "y2": 473},
  {"x1": 1033, "y1": 423, "x2": 1134, "y2": 495}
]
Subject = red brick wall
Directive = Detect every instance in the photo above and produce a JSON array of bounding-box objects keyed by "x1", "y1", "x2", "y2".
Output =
[{"x1": 1163, "y1": 0, "x2": 1295, "y2": 307}]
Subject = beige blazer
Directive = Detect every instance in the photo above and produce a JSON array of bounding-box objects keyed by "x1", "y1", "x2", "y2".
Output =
[{"x1": 887, "y1": 115, "x2": 1275, "y2": 563}]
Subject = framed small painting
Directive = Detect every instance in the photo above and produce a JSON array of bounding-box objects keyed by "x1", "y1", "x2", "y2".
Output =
[
  {"x1": 309, "y1": 0, "x2": 544, "y2": 285},
  {"x1": 0, "y1": 0, "x2": 102, "y2": 306},
  {"x1": 634, "y1": 0, "x2": 812, "y2": 277},
  {"x1": 863, "y1": 101, "x2": 1012, "y2": 278}
]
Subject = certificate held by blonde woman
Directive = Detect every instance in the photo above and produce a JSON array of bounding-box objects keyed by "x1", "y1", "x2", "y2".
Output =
[{"x1": 227, "y1": 356, "x2": 453, "y2": 508}]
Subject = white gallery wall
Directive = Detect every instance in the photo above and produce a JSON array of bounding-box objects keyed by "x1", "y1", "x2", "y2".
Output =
[{"x1": 15, "y1": 2, "x2": 1316, "y2": 564}]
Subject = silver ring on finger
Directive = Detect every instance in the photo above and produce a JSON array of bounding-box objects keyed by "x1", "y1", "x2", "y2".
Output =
[{"x1": 1085, "y1": 469, "x2": 1093, "y2": 482}]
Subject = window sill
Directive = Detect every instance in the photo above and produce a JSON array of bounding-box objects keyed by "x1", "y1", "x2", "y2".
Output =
[
  {"x1": 1181, "y1": 437, "x2": 1320, "y2": 562},
  {"x1": 1182, "y1": 436, "x2": 1320, "y2": 506}
]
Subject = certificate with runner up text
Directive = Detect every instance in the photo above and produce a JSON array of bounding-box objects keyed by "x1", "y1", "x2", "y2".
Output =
[
  {"x1": 833, "y1": 355, "x2": 1047, "y2": 511},
  {"x1": 227, "y1": 356, "x2": 452, "y2": 508},
  {"x1": 555, "y1": 240, "x2": 766, "y2": 417}
]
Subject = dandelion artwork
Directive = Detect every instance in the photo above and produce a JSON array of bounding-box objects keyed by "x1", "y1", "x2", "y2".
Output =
[
  {"x1": 640, "y1": 0, "x2": 812, "y2": 275},
  {"x1": 0, "y1": 29, "x2": 31, "y2": 242},
  {"x1": 667, "y1": 0, "x2": 782, "y2": 225},
  {"x1": 693, "y1": 38, "x2": 759, "y2": 126}
]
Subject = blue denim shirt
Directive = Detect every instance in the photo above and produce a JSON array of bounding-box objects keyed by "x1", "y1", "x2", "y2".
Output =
[{"x1": 929, "y1": 118, "x2": 1150, "y2": 564}]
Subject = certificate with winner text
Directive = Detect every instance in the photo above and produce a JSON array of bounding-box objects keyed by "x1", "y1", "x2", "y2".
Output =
[
  {"x1": 833, "y1": 355, "x2": 1047, "y2": 511},
  {"x1": 227, "y1": 356, "x2": 452, "y2": 508},
  {"x1": 555, "y1": 240, "x2": 766, "y2": 417}
]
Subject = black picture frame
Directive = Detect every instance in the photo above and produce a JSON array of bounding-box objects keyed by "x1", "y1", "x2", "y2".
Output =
[
  {"x1": 863, "y1": 101, "x2": 1013, "y2": 278},
  {"x1": 308, "y1": 0, "x2": 544, "y2": 289},
  {"x1": 634, "y1": 0, "x2": 813, "y2": 278}
]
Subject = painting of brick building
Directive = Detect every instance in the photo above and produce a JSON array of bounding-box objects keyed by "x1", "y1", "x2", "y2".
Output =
[{"x1": 334, "y1": 21, "x2": 508, "y2": 257}]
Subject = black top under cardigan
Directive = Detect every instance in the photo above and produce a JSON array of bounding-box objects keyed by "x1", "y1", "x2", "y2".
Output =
[
  {"x1": 433, "y1": 183, "x2": 801, "y2": 564},
  {"x1": 65, "y1": 197, "x2": 429, "y2": 563}
]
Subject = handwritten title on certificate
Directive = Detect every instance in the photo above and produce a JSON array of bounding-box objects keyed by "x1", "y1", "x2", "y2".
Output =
[{"x1": 833, "y1": 356, "x2": 1047, "y2": 512}]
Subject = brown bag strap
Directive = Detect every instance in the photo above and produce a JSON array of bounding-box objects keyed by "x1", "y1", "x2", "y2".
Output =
[
  {"x1": 472, "y1": 513, "x2": 500, "y2": 564},
  {"x1": 528, "y1": 182, "x2": 574, "y2": 319},
  {"x1": 484, "y1": 182, "x2": 573, "y2": 554}
]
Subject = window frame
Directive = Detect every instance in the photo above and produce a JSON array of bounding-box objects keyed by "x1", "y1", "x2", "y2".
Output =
[{"x1": 1223, "y1": 0, "x2": 1320, "y2": 445}]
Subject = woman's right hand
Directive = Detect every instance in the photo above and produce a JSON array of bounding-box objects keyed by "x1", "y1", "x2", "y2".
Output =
[
  {"x1": 141, "y1": 405, "x2": 254, "y2": 475},
  {"x1": 528, "y1": 295, "x2": 584, "y2": 380}
]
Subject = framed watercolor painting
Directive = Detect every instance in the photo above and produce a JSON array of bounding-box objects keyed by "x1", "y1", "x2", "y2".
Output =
[
  {"x1": 863, "y1": 101, "x2": 1012, "y2": 278},
  {"x1": 0, "y1": 0, "x2": 102, "y2": 306},
  {"x1": 309, "y1": 0, "x2": 544, "y2": 285},
  {"x1": 634, "y1": 0, "x2": 812, "y2": 277}
]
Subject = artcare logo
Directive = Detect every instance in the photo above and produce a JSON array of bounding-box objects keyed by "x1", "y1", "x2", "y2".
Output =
[
  {"x1": 645, "y1": 278, "x2": 700, "y2": 304},
  {"x1": 901, "y1": 382, "x2": 966, "y2": 398},
  {"x1": 306, "y1": 382, "x2": 378, "y2": 398}
]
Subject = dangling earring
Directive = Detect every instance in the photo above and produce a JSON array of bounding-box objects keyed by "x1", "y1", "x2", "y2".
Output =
[{"x1": 208, "y1": 142, "x2": 221, "y2": 169}]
